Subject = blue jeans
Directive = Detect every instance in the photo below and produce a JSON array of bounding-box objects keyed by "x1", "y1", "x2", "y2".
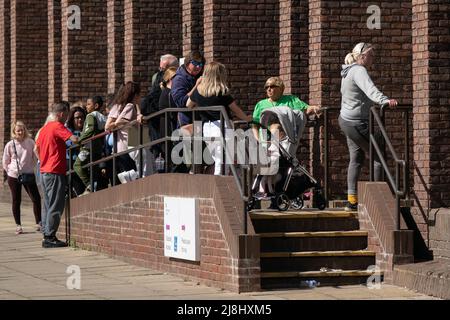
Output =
[{"x1": 41, "y1": 173, "x2": 67, "y2": 238}]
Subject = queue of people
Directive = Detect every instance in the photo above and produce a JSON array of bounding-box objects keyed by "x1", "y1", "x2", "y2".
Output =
[{"x1": 1, "y1": 42, "x2": 398, "y2": 245}]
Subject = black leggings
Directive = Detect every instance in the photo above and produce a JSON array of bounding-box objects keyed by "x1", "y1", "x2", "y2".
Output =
[{"x1": 7, "y1": 176, "x2": 41, "y2": 225}]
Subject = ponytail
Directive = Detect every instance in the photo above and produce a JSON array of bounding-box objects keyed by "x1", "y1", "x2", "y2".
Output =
[
  {"x1": 345, "y1": 53, "x2": 357, "y2": 65},
  {"x1": 344, "y1": 42, "x2": 373, "y2": 65}
]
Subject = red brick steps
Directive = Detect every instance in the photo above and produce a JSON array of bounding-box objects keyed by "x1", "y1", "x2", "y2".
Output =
[{"x1": 251, "y1": 209, "x2": 380, "y2": 289}]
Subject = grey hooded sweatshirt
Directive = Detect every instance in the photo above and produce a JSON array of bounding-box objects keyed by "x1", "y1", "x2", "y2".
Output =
[{"x1": 340, "y1": 64, "x2": 389, "y2": 123}]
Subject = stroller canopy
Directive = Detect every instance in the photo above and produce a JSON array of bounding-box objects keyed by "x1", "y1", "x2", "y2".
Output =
[{"x1": 260, "y1": 106, "x2": 306, "y2": 157}]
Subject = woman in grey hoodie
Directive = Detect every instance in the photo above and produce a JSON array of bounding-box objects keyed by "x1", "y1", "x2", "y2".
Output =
[{"x1": 339, "y1": 42, "x2": 398, "y2": 211}]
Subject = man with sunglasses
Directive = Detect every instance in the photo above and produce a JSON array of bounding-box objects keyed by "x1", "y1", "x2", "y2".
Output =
[{"x1": 171, "y1": 50, "x2": 206, "y2": 128}]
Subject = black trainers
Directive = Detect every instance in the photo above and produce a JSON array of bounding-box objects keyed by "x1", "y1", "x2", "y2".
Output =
[
  {"x1": 42, "y1": 237, "x2": 68, "y2": 248},
  {"x1": 345, "y1": 202, "x2": 358, "y2": 212}
]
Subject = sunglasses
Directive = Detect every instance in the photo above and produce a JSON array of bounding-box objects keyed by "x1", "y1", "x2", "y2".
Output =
[
  {"x1": 190, "y1": 60, "x2": 204, "y2": 68},
  {"x1": 360, "y1": 42, "x2": 367, "y2": 54},
  {"x1": 265, "y1": 85, "x2": 279, "y2": 90}
]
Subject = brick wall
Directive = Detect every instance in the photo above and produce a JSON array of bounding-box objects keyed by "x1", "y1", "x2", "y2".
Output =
[
  {"x1": 61, "y1": 0, "x2": 108, "y2": 101},
  {"x1": 411, "y1": 0, "x2": 450, "y2": 245},
  {"x1": 203, "y1": 0, "x2": 279, "y2": 111},
  {"x1": 359, "y1": 182, "x2": 414, "y2": 283},
  {"x1": 0, "y1": 0, "x2": 11, "y2": 171},
  {"x1": 61, "y1": 174, "x2": 260, "y2": 293},
  {"x1": 124, "y1": 0, "x2": 182, "y2": 93},
  {"x1": 429, "y1": 209, "x2": 450, "y2": 259},
  {"x1": 107, "y1": 0, "x2": 124, "y2": 95},
  {"x1": 48, "y1": 0, "x2": 62, "y2": 107},
  {"x1": 10, "y1": 0, "x2": 48, "y2": 137},
  {"x1": 182, "y1": 0, "x2": 204, "y2": 56}
]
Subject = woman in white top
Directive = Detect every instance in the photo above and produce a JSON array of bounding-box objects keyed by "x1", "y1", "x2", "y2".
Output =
[{"x1": 2, "y1": 121, "x2": 41, "y2": 234}]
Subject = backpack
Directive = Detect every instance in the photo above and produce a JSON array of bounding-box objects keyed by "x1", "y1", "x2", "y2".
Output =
[{"x1": 140, "y1": 71, "x2": 164, "y2": 117}]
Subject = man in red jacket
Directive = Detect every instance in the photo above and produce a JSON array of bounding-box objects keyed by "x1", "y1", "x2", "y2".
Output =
[{"x1": 36, "y1": 102, "x2": 78, "y2": 248}]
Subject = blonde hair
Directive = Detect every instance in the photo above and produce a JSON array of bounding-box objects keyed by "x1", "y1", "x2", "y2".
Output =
[
  {"x1": 11, "y1": 120, "x2": 31, "y2": 140},
  {"x1": 264, "y1": 77, "x2": 285, "y2": 92},
  {"x1": 160, "y1": 66, "x2": 177, "y2": 89},
  {"x1": 197, "y1": 61, "x2": 229, "y2": 97},
  {"x1": 344, "y1": 42, "x2": 373, "y2": 65}
]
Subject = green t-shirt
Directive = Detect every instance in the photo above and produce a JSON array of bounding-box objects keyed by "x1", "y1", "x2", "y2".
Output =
[{"x1": 252, "y1": 95, "x2": 309, "y2": 124}]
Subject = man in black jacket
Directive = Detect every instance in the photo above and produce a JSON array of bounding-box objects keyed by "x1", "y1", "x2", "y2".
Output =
[{"x1": 140, "y1": 54, "x2": 179, "y2": 176}]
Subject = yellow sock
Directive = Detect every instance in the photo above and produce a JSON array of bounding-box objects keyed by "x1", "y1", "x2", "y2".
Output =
[{"x1": 348, "y1": 194, "x2": 358, "y2": 205}]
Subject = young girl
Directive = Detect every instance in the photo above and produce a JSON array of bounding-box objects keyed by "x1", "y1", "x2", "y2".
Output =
[
  {"x1": 2, "y1": 121, "x2": 41, "y2": 234},
  {"x1": 105, "y1": 81, "x2": 143, "y2": 183}
]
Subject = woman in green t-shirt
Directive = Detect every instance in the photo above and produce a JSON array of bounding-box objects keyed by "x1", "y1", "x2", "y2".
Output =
[{"x1": 252, "y1": 77, "x2": 321, "y2": 141}]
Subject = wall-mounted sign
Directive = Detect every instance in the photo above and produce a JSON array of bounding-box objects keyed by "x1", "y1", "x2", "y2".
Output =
[{"x1": 164, "y1": 197, "x2": 200, "y2": 261}]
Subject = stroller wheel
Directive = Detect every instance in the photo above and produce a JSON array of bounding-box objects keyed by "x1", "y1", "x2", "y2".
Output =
[
  {"x1": 276, "y1": 194, "x2": 290, "y2": 211},
  {"x1": 318, "y1": 201, "x2": 326, "y2": 210},
  {"x1": 291, "y1": 197, "x2": 304, "y2": 210},
  {"x1": 247, "y1": 199, "x2": 255, "y2": 211}
]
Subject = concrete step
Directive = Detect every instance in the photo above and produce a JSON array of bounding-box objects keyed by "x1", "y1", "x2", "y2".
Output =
[
  {"x1": 261, "y1": 270, "x2": 382, "y2": 289},
  {"x1": 250, "y1": 210, "x2": 359, "y2": 233},
  {"x1": 259, "y1": 230, "x2": 368, "y2": 252},
  {"x1": 260, "y1": 250, "x2": 376, "y2": 273}
]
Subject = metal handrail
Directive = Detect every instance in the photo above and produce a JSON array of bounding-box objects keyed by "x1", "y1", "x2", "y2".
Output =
[
  {"x1": 66, "y1": 105, "x2": 251, "y2": 240},
  {"x1": 369, "y1": 104, "x2": 412, "y2": 230}
]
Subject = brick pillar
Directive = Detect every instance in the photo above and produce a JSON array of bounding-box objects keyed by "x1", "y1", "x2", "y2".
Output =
[
  {"x1": 412, "y1": 0, "x2": 450, "y2": 212},
  {"x1": 280, "y1": 0, "x2": 310, "y2": 164},
  {"x1": 203, "y1": 0, "x2": 279, "y2": 109},
  {"x1": 61, "y1": 0, "x2": 108, "y2": 101},
  {"x1": 107, "y1": 0, "x2": 124, "y2": 95},
  {"x1": 0, "y1": 0, "x2": 10, "y2": 173},
  {"x1": 48, "y1": 0, "x2": 62, "y2": 107},
  {"x1": 10, "y1": 0, "x2": 48, "y2": 136},
  {"x1": 124, "y1": 0, "x2": 182, "y2": 92},
  {"x1": 279, "y1": 0, "x2": 309, "y2": 99},
  {"x1": 309, "y1": 0, "x2": 412, "y2": 198},
  {"x1": 182, "y1": 0, "x2": 204, "y2": 57}
]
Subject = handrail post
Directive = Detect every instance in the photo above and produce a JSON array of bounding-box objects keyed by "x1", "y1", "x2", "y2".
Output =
[
  {"x1": 220, "y1": 111, "x2": 225, "y2": 175},
  {"x1": 112, "y1": 131, "x2": 117, "y2": 186},
  {"x1": 165, "y1": 111, "x2": 169, "y2": 173},
  {"x1": 404, "y1": 109, "x2": 410, "y2": 200},
  {"x1": 369, "y1": 107, "x2": 375, "y2": 181},
  {"x1": 139, "y1": 122, "x2": 143, "y2": 178},
  {"x1": 396, "y1": 162, "x2": 401, "y2": 230},
  {"x1": 89, "y1": 141, "x2": 93, "y2": 192},
  {"x1": 66, "y1": 147, "x2": 72, "y2": 244},
  {"x1": 323, "y1": 108, "x2": 329, "y2": 202}
]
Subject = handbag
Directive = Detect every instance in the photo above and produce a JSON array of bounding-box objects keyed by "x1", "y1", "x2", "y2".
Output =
[{"x1": 12, "y1": 140, "x2": 35, "y2": 185}]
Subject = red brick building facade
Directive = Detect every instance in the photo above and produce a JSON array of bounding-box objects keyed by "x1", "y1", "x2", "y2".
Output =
[{"x1": 0, "y1": 0, "x2": 449, "y2": 259}]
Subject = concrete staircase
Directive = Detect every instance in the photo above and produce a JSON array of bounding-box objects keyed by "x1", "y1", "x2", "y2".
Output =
[{"x1": 250, "y1": 209, "x2": 380, "y2": 289}]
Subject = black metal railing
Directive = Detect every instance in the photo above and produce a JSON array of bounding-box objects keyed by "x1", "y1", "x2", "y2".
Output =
[
  {"x1": 65, "y1": 106, "x2": 252, "y2": 242},
  {"x1": 369, "y1": 104, "x2": 412, "y2": 230}
]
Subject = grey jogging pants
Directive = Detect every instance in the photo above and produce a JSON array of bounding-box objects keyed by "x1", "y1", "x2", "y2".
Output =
[
  {"x1": 41, "y1": 173, "x2": 67, "y2": 239},
  {"x1": 338, "y1": 116, "x2": 381, "y2": 195}
]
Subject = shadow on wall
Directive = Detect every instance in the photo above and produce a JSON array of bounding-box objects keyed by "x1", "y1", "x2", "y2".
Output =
[{"x1": 404, "y1": 162, "x2": 440, "y2": 262}]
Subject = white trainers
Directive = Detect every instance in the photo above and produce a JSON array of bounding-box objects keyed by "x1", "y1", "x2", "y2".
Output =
[
  {"x1": 128, "y1": 170, "x2": 139, "y2": 181},
  {"x1": 117, "y1": 172, "x2": 129, "y2": 184},
  {"x1": 15, "y1": 225, "x2": 23, "y2": 235}
]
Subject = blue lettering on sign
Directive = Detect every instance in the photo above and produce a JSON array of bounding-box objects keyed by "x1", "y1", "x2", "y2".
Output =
[{"x1": 174, "y1": 236, "x2": 178, "y2": 252}]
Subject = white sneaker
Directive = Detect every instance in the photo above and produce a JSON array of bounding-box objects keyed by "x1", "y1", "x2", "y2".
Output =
[
  {"x1": 128, "y1": 170, "x2": 139, "y2": 181},
  {"x1": 117, "y1": 172, "x2": 128, "y2": 184},
  {"x1": 15, "y1": 225, "x2": 23, "y2": 235}
]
